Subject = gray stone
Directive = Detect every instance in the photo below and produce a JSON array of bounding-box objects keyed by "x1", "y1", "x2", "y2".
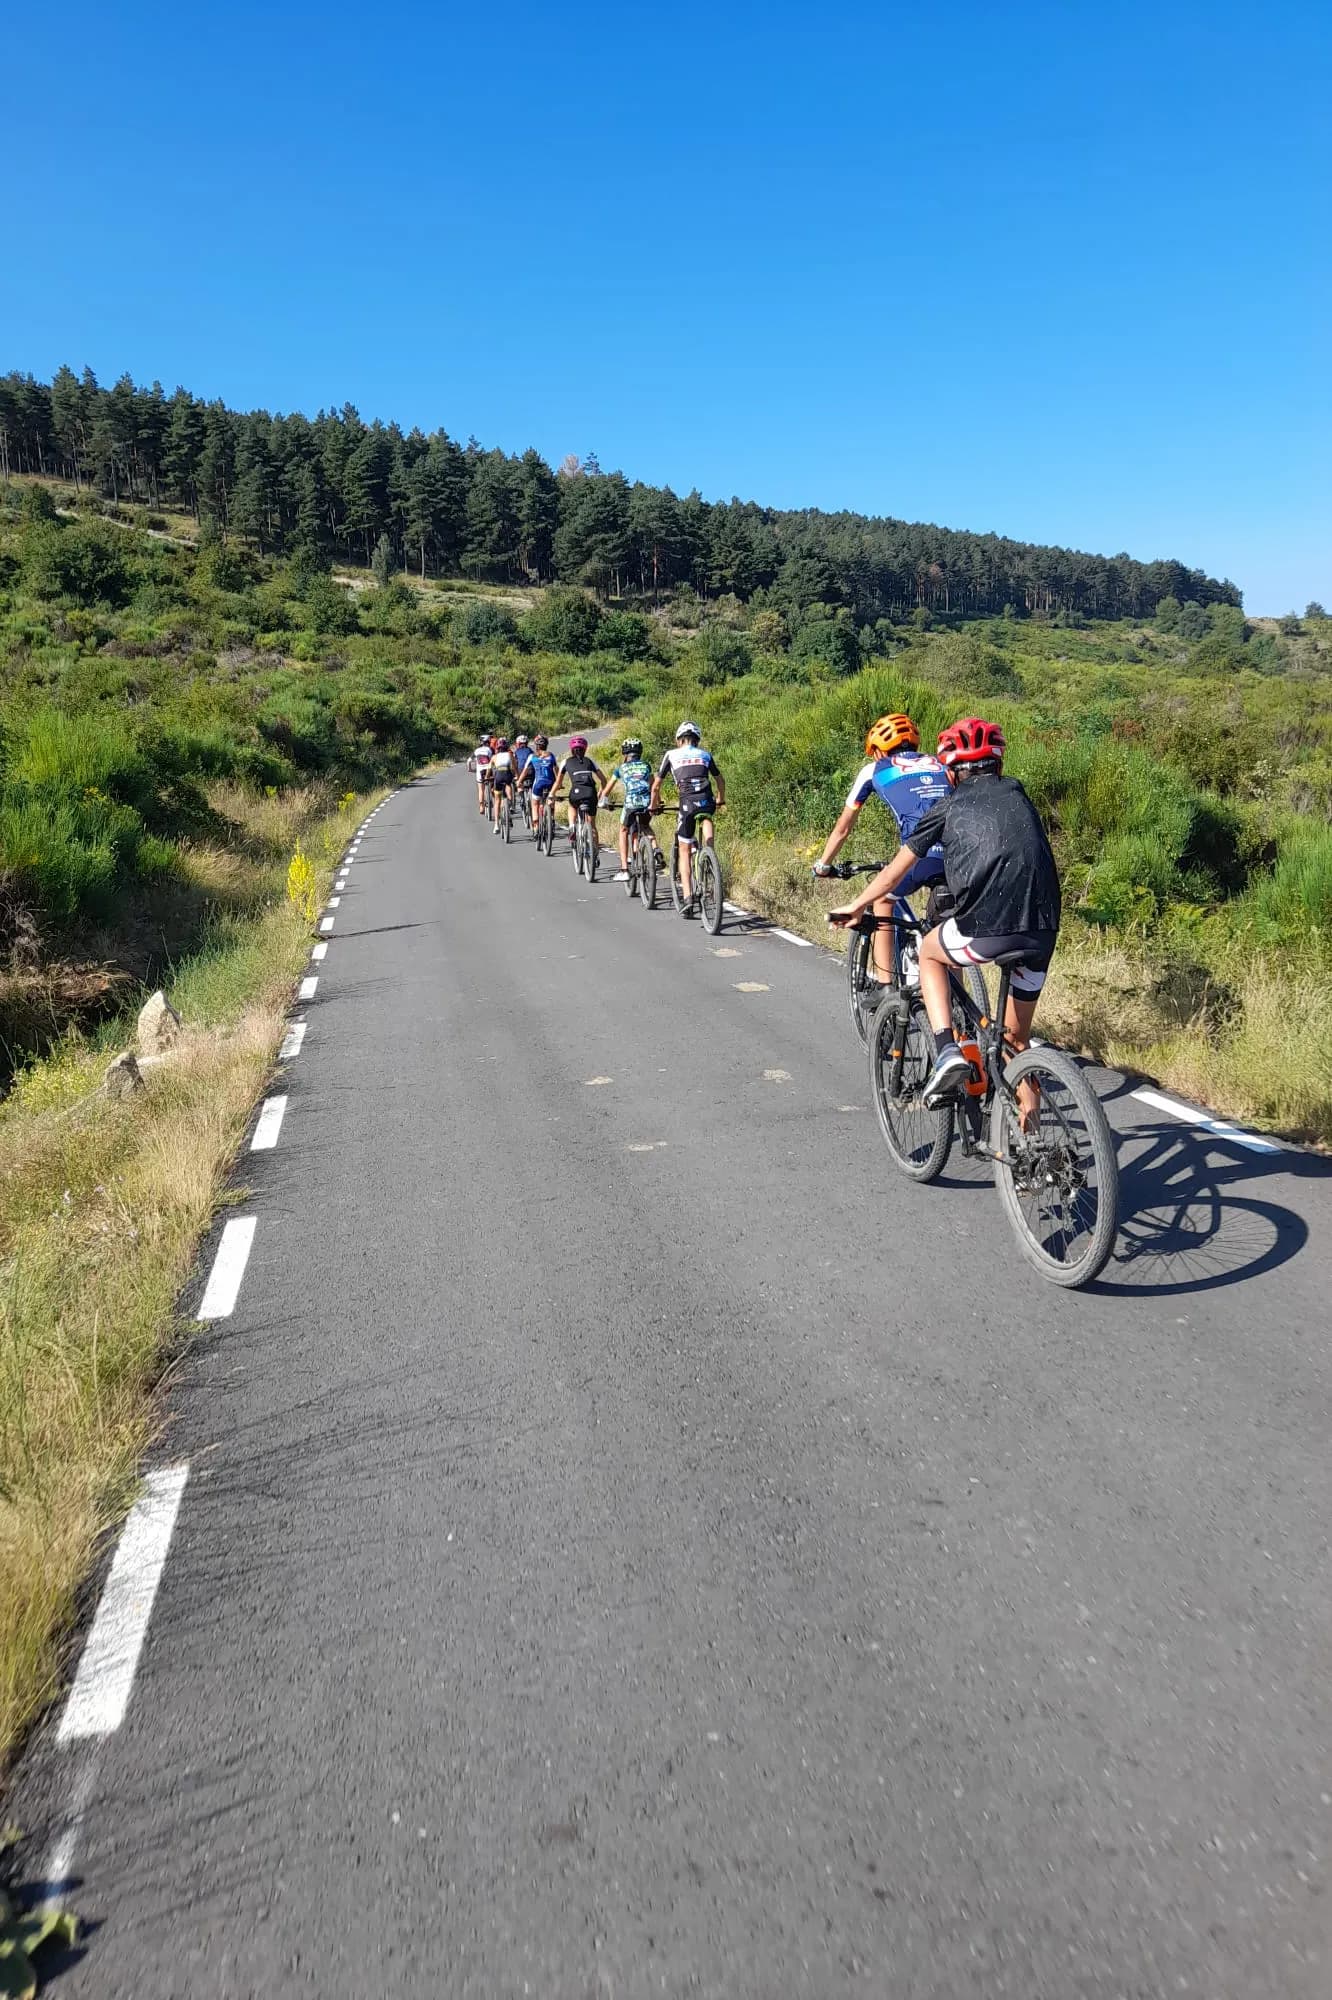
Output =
[
  {"x1": 103, "y1": 1052, "x2": 144, "y2": 1098},
  {"x1": 137, "y1": 989, "x2": 182, "y2": 1056}
]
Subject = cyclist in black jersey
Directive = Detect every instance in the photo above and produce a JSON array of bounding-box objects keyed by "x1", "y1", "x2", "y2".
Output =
[
  {"x1": 828, "y1": 717, "x2": 1060, "y2": 1116},
  {"x1": 551, "y1": 735, "x2": 606, "y2": 853},
  {"x1": 649, "y1": 720, "x2": 725, "y2": 913}
]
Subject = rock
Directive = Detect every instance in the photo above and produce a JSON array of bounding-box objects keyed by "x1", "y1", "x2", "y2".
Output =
[
  {"x1": 137, "y1": 989, "x2": 182, "y2": 1056},
  {"x1": 103, "y1": 1052, "x2": 144, "y2": 1098}
]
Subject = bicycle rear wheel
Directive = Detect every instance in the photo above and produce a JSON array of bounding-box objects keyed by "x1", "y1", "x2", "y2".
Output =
[
  {"x1": 625, "y1": 836, "x2": 639, "y2": 897},
  {"x1": 697, "y1": 846, "x2": 724, "y2": 933},
  {"x1": 867, "y1": 991, "x2": 952, "y2": 1182},
  {"x1": 639, "y1": 836, "x2": 657, "y2": 910},
  {"x1": 586, "y1": 820, "x2": 599, "y2": 882},
  {"x1": 992, "y1": 1046, "x2": 1120, "y2": 1287},
  {"x1": 846, "y1": 928, "x2": 877, "y2": 1046},
  {"x1": 502, "y1": 796, "x2": 512, "y2": 842}
]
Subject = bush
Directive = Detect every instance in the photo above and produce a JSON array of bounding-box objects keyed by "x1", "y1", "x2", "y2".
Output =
[
  {"x1": 454, "y1": 599, "x2": 518, "y2": 648},
  {"x1": 520, "y1": 587, "x2": 603, "y2": 655},
  {"x1": 23, "y1": 523, "x2": 133, "y2": 608},
  {"x1": 301, "y1": 574, "x2": 358, "y2": 636},
  {"x1": 793, "y1": 616, "x2": 860, "y2": 676},
  {"x1": 598, "y1": 610, "x2": 653, "y2": 660},
  {"x1": 690, "y1": 624, "x2": 753, "y2": 685}
]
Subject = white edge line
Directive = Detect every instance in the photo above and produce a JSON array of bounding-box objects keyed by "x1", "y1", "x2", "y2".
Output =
[
  {"x1": 250, "y1": 1094, "x2": 288, "y2": 1150},
  {"x1": 298, "y1": 975, "x2": 318, "y2": 1001},
  {"x1": 197, "y1": 1216, "x2": 257, "y2": 1320},
  {"x1": 723, "y1": 901, "x2": 753, "y2": 917},
  {"x1": 319, "y1": 916, "x2": 335, "y2": 933},
  {"x1": 278, "y1": 1020, "x2": 307, "y2": 1060},
  {"x1": 56, "y1": 1463, "x2": 191, "y2": 1741},
  {"x1": 327, "y1": 897, "x2": 340, "y2": 909},
  {"x1": 770, "y1": 926, "x2": 814, "y2": 947},
  {"x1": 1132, "y1": 1086, "x2": 1281, "y2": 1153},
  {"x1": 40, "y1": 1756, "x2": 99, "y2": 1909},
  {"x1": 311, "y1": 941, "x2": 328, "y2": 961}
]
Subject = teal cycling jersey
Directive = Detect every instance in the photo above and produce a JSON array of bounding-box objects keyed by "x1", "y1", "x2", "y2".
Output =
[{"x1": 612, "y1": 759, "x2": 653, "y2": 812}]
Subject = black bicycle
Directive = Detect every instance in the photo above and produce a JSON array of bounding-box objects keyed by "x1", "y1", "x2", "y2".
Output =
[
  {"x1": 860, "y1": 910, "x2": 1119, "y2": 1287},
  {"x1": 519, "y1": 782, "x2": 534, "y2": 836},
  {"x1": 669, "y1": 824, "x2": 724, "y2": 934},
  {"x1": 822, "y1": 863, "x2": 986, "y2": 1043},
  {"x1": 494, "y1": 783, "x2": 514, "y2": 842},
  {"x1": 534, "y1": 793, "x2": 556, "y2": 854}
]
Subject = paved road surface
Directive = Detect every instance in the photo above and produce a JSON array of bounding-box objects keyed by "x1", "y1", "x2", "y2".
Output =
[{"x1": 16, "y1": 766, "x2": 1331, "y2": 1996}]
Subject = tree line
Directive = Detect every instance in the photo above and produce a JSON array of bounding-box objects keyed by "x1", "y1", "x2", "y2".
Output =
[{"x1": 0, "y1": 365, "x2": 1240, "y2": 623}]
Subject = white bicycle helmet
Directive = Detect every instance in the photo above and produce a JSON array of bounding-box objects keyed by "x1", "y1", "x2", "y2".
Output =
[{"x1": 675, "y1": 720, "x2": 701, "y2": 742}]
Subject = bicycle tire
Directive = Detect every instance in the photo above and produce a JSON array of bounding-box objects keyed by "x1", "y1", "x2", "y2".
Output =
[
  {"x1": 573, "y1": 819, "x2": 585, "y2": 876},
  {"x1": 846, "y1": 928, "x2": 877, "y2": 1046},
  {"x1": 624, "y1": 834, "x2": 639, "y2": 898},
  {"x1": 640, "y1": 837, "x2": 657, "y2": 910},
  {"x1": 867, "y1": 991, "x2": 952, "y2": 1182},
  {"x1": 697, "y1": 846, "x2": 724, "y2": 934},
  {"x1": 502, "y1": 797, "x2": 512, "y2": 843},
  {"x1": 670, "y1": 835, "x2": 687, "y2": 916},
  {"x1": 992, "y1": 1046, "x2": 1120, "y2": 1287}
]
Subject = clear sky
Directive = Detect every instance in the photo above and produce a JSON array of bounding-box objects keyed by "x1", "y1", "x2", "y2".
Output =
[{"x1": 5, "y1": 0, "x2": 1328, "y2": 611}]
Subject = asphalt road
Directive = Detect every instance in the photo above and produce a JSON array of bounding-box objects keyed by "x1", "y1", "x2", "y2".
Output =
[{"x1": 15, "y1": 765, "x2": 1331, "y2": 1997}]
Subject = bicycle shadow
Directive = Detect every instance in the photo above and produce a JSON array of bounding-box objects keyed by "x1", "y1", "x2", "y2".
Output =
[{"x1": 1092, "y1": 1100, "x2": 1330, "y2": 1296}]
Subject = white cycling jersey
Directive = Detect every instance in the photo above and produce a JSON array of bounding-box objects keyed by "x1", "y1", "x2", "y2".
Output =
[{"x1": 473, "y1": 744, "x2": 493, "y2": 772}]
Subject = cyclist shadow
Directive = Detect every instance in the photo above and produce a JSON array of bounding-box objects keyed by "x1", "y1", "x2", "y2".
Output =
[{"x1": 1095, "y1": 1107, "x2": 1329, "y2": 1298}]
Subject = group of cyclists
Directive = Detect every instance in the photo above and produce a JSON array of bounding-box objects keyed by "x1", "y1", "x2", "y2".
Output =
[
  {"x1": 467, "y1": 707, "x2": 1059, "y2": 1107},
  {"x1": 468, "y1": 721, "x2": 726, "y2": 915}
]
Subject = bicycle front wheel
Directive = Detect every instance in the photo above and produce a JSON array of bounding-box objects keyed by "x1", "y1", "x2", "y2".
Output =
[
  {"x1": 992, "y1": 1046, "x2": 1120, "y2": 1287},
  {"x1": 697, "y1": 846, "x2": 724, "y2": 934},
  {"x1": 670, "y1": 835, "x2": 686, "y2": 915},
  {"x1": 846, "y1": 928, "x2": 876, "y2": 1046},
  {"x1": 867, "y1": 992, "x2": 952, "y2": 1182}
]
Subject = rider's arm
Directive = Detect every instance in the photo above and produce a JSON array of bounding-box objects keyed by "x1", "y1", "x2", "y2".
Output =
[
  {"x1": 817, "y1": 799, "x2": 861, "y2": 869},
  {"x1": 710, "y1": 757, "x2": 726, "y2": 808},
  {"x1": 827, "y1": 842, "x2": 917, "y2": 922}
]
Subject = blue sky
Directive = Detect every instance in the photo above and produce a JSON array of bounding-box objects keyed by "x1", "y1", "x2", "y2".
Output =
[{"x1": 5, "y1": 0, "x2": 1328, "y2": 610}]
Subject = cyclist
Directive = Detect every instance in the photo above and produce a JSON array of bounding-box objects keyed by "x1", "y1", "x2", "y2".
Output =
[
  {"x1": 552, "y1": 734, "x2": 606, "y2": 858},
  {"x1": 812, "y1": 712, "x2": 950, "y2": 989},
  {"x1": 471, "y1": 735, "x2": 494, "y2": 815},
  {"x1": 513, "y1": 733, "x2": 533, "y2": 779},
  {"x1": 490, "y1": 737, "x2": 518, "y2": 827},
  {"x1": 650, "y1": 721, "x2": 725, "y2": 915},
  {"x1": 599, "y1": 736, "x2": 656, "y2": 881},
  {"x1": 826, "y1": 718, "x2": 1060, "y2": 1113},
  {"x1": 521, "y1": 734, "x2": 558, "y2": 830}
]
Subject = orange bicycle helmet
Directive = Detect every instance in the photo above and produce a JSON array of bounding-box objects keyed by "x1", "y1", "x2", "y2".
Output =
[
  {"x1": 864, "y1": 713, "x2": 919, "y2": 759},
  {"x1": 937, "y1": 717, "x2": 1006, "y2": 771}
]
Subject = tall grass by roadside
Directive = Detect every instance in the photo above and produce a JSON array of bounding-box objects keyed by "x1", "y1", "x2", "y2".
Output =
[{"x1": 0, "y1": 786, "x2": 374, "y2": 1771}]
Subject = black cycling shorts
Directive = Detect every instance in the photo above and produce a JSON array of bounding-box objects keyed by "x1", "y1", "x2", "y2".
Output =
[{"x1": 676, "y1": 799, "x2": 715, "y2": 843}]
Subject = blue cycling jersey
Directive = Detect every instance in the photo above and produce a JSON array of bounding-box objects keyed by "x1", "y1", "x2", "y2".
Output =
[
  {"x1": 527, "y1": 751, "x2": 557, "y2": 792},
  {"x1": 846, "y1": 752, "x2": 949, "y2": 877},
  {"x1": 514, "y1": 744, "x2": 533, "y2": 773}
]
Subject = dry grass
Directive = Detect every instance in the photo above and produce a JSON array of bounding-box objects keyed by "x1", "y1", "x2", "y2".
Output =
[{"x1": 0, "y1": 786, "x2": 378, "y2": 1772}]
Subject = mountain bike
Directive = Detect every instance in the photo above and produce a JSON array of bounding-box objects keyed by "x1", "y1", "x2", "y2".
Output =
[
  {"x1": 519, "y1": 782, "x2": 533, "y2": 836},
  {"x1": 863, "y1": 912, "x2": 1119, "y2": 1287},
  {"x1": 572, "y1": 802, "x2": 600, "y2": 881},
  {"x1": 623, "y1": 810, "x2": 661, "y2": 906},
  {"x1": 534, "y1": 794, "x2": 556, "y2": 854},
  {"x1": 479, "y1": 770, "x2": 493, "y2": 819},
  {"x1": 822, "y1": 863, "x2": 985, "y2": 1045},
  {"x1": 494, "y1": 783, "x2": 514, "y2": 842},
  {"x1": 670, "y1": 820, "x2": 724, "y2": 934}
]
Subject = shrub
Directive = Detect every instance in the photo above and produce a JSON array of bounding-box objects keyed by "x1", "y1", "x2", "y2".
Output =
[
  {"x1": 793, "y1": 616, "x2": 860, "y2": 676},
  {"x1": 520, "y1": 587, "x2": 603, "y2": 655},
  {"x1": 598, "y1": 610, "x2": 652, "y2": 660},
  {"x1": 23, "y1": 522, "x2": 133, "y2": 608},
  {"x1": 454, "y1": 599, "x2": 518, "y2": 648},
  {"x1": 690, "y1": 624, "x2": 753, "y2": 685}
]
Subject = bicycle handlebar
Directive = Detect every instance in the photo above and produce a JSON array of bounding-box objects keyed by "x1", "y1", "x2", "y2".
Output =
[{"x1": 815, "y1": 861, "x2": 892, "y2": 879}]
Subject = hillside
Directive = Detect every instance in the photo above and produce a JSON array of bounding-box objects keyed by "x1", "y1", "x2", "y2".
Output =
[{"x1": 0, "y1": 366, "x2": 1239, "y2": 631}]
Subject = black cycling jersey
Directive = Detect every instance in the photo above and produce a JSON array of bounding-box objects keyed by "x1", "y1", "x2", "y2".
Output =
[
  {"x1": 906, "y1": 773, "x2": 1061, "y2": 937},
  {"x1": 563, "y1": 753, "x2": 603, "y2": 797}
]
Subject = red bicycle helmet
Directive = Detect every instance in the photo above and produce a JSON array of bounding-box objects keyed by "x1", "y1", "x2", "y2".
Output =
[
  {"x1": 568, "y1": 734, "x2": 588, "y2": 754},
  {"x1": 937, "y1": 716, "x2": 1006, "y2": 771}
]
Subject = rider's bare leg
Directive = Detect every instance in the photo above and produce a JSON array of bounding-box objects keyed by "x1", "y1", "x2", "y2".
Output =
[
  {"x1": 871, "y1": 896, "x2": 898, "y2": 981},
  {"x1": 679, "y1": 837, "x2": 694, "y2": 902}
]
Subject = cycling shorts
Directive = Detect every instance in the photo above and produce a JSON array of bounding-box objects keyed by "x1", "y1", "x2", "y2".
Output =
[
  {"x1": 492, "y1": 769, "x2": 515, "y2": 793},
  {"x1": 938, "y1": 921, "x2": 1056, "y2": 997},
  {"x1": 568, "y1": 785, "x2": 599, "y2": 812},
  {"x1": 676, "y1": 799, "x2": 715, "y2": 843},
  {"x1": 531, "y1": 780, "x2": 554, "y2": 800},
  {"x1": 621, "y1": 804, "x2": 653, "y2": 829}
]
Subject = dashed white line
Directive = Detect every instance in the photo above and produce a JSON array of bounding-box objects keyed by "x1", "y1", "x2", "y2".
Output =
[
  {"x1": 197, "y1": 1217, "x2": 257, "y2": 1320},
  {"x1": 723, "y1": 900, "x2": 754, "y2": 918},
  {"x1": 311, "y1": 941, "x2": 328, "y2": 961},
  {"x1": 299, "y1": 975, "x2": 318, "y2": 1001},
  {"x1": 770, "y1": 926, "x2": 814, "y2": 947},
  {"x1": 251, "y1": 1094, "x2": 288, "y2": 1150},
  {"x1": 327, "y1": 896, "x2": 340, "y2": 909},
  {"x1": 319, "y1": 916, "x2": 335, "y2": 933},
  {"x1": 279, "y1": 1020, "x2": 307, "y2": 1060},
  {"x1": 1132, "y1": 1086, "x2": 1281, "y2": 1154},
  {"x1": 56, "y1": 1464, "x2": 190, "y2": 1742}
]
